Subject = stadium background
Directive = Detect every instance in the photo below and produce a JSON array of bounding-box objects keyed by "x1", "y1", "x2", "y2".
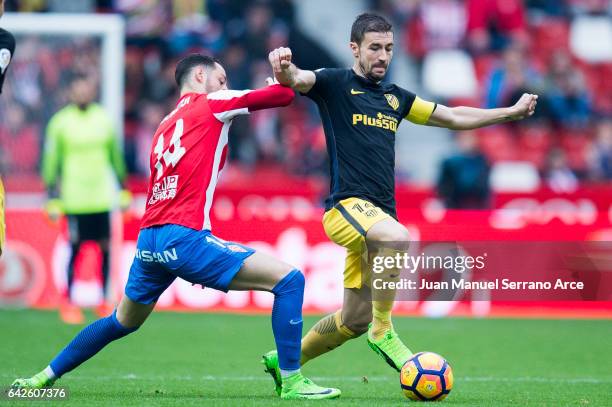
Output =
[{"x1": 1, "y1": 0, "x2": 612, "y2": 317}]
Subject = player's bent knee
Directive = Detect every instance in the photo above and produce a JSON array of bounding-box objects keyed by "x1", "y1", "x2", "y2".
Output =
[
  {"x1": 272, "y1": 269, "x2": 305, "y2": 296},
  {"x1": 111, "y1": 310, "x2": 140, "y2": 335},
  {"x1": 115, "y1": 310, "x2": 144, "y2": 329},
  {"x1": 116, "y1": 297, "x2": 154, "y2": 329}
]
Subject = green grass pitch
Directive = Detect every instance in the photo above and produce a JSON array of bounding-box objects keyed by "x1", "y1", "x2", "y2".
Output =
[{"x1": 1, "y1": 310, "x2": 611, "y2": 406}]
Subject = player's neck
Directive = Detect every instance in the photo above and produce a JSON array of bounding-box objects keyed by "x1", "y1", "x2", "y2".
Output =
[
  {"x1": 352, "y1": 64, "x2": 382, "y2": 85},
  {"x1": 180, "y1": 85, "x2": 203, "y2": 97}
]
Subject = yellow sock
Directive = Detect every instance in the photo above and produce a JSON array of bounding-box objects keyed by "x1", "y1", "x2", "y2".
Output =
[
  {"x1": 369, "y1": 244, "x2": 404, "y2": 340},
  {"x1": 370, "y1": 300, "x2": 394, "y2": 340},
  {"x1": 300, "y1": 310, "x2": 356, "y2": 365}
]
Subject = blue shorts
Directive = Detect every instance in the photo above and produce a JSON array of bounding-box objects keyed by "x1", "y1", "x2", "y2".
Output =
[{"x1": 125, "y1": 224, "x2": 255, "y2": 304}]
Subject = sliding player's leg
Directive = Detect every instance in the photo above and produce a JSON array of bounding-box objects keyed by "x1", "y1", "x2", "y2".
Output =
[
  {"x1": 12, "y1": 227, "x2": 175, "y2": 388},
  {"x1": 155, "y1": 227, "x2": 338, "y2": 399},
  {"x1": 365, "y1": 217, "x2": 413, "y2": 371},
  {"x1": 225, "y1": 250, "x2": 341, "y2": 400},
  {"x1": 11, "y1": 297, "x2": 156, "y2": 389}
]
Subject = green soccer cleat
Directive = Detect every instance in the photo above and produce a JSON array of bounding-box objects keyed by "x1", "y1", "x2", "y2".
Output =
[
  {"x1": 262, "y1": 350, "x2": 341, "y2": 400},
  {"x1": 11, "y1": 371, "x2": 55, "y2": 389},
  {"x1": 367, "y1": 324, "x2": 413, "y2": 372},
  {"x1": 280, "y1": 372, "x2": 341, "y2": 400},
  {"x1": 261, "y1": 350, "x2": 282, "y2": 396}
]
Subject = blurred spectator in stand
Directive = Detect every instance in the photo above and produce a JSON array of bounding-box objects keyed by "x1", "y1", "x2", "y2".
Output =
[
  {"x1": 405, "y1": 0, "x2": 467, "y2": 64},
  {"x1": 587, "y1": 119, "x2": 612, "y2": 181},
  {"x1": 167, "y1": 0, "x2": 224, "y2": 55},
  {"x1": 0, "y1": 104, "x2": 39, "y2": 174},
  {"x1": 124, "y1": 46, "x2": 146, "y2": 116},
  {"x1": 207, "y1": 0, "x2": 242, "y2": 25},
  {"x1": 250, "y1": 60, "x2": 283, "y2": 162},
  {"x1": 132, "y1": 101, "x2": 165, "y2": 176},
  {"x1": 437, "y1": 131, "x2": 491, "y2": 209},
  {"x1": 4, "y1": 0, "x2": 46, "y2": 12},
  {"x1": 221, "y1": 41, "x2": 250, "y2": 91},
  {"x1": 544, "y1": 148, "x2": 578, "y2": 192},
  {"x1": 526, "y1": 0, "x2": 569, "y2": 17},
  {"x1": 280, "y1": 4, "x2": 340, "y2": 71},
  {"x1": 485, "y1": 43, "x2": 542, "y2": 110},
  {"x1": 367, "y1": 0, "x2": 418, "y2": 24},
  {"x1": 46, "y1": 0, "x2": 95, "y2": 13},
  {"x1": 545, "y1": 50, "x2": 591, "y2": 128},
  {"x1": 224, "y1": 41, "x2": 257, "y2": 167},
  {"x1": 467, "y1": 0, "x2": 528, "y2": 54},
  {"x1": 292, "y1": 123, "x2": 328, "y2": 177},
  {"x1": 239, "y1": 2, "x2": 273, "y2": 61},
  {"x1": 116, "y1": 0, "x2": 171, "y2": 48},
  {"x1": 569, "y1": 0, "x2": 611, "y2": 16},
  {"x1": 142, "y1": 50, "x2": 176, "y2": 103}
]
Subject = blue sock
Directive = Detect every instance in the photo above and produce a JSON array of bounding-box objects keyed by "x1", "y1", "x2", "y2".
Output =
[
  {"x1": 271, "y1": 269, "x2": 305, "y2": 372},
  {"x1": 49, "y1": 310, "x2": 138, "y2": 378}
]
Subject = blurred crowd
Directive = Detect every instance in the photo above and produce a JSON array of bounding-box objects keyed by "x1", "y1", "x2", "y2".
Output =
[
  {"x1": 1, "y1": 0, "x2": 611, "y2": 192},
  {"x1": 1, "y1": 0, "x2": 338, "y2": 179},
  {"x1": 373, "y1": 0, "x2": 612, "y2": 193}
]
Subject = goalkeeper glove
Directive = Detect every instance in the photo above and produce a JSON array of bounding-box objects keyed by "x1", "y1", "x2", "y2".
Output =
[
  {"x1": 119, "y1": 189, "x2": 132, "y2": 211},
  {"x1": 45, "y1": 199, "x2": 63, "y2": 222}
]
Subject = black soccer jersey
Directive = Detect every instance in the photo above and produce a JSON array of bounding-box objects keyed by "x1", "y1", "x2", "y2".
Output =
[
  {"x1": 303, "y1": 68, "x2": 436, "y2": 217},
  {"x1": 0, "y1": 28, "x2": 16, "y2": 94}
]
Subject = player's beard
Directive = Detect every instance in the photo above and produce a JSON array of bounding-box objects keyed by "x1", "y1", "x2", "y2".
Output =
[{"x1": 360, "y1": 59, "x2": 387, "y2": 83}]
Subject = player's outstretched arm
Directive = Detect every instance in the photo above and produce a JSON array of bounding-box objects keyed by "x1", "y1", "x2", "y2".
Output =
[
  {"x1": 268, "y1": 47, "x2": 316, "y2": 94},
  {"x1": 426, "y1": 93, "x2": 538, "y2": 130},
  {"x1": 207, "y1": 82, "x2": 295, "y2": 122},
  {"x1": 243, "y1": 82, "x2": 295, "y2": 111}
]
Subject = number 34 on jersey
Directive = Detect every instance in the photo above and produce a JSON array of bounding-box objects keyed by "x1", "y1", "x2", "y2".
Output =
[{"x1": 149, "y1": 118, "x2": 186, "y2": 205}]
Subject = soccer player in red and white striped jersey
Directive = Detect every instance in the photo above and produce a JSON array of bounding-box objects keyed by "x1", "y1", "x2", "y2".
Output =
[
  {"x1": 12, "y1": 54, "x2": 341, "y2": 400},
  {"x1": 141, "y1": 59, "x2": 294, "y2": 230}
]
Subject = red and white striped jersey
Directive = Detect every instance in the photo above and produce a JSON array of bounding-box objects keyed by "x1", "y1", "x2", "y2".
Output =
[{"x1": 140, "y1": 84, "x2": 294, "y2": 231}]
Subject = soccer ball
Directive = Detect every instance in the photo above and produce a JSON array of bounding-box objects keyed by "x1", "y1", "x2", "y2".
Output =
[{"x1": 400, "y1": 352, "x2": 453, "y2": 401}]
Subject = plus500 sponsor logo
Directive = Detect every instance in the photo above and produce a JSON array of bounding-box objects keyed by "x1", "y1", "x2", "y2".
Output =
[{"x1": 352, "y1": 113, "x2": 398, "y2": 132}]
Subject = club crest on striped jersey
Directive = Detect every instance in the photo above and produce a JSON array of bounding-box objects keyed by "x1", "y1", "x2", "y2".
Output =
[{"x1": 384, "y1": 93, "x2": 399, "y2": 111}]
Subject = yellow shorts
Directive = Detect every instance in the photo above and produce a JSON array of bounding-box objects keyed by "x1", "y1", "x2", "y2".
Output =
[
  {"x1": 322, "y1": 197, "x2": 391, "y2": 288},
  {"x1": 0, "y1": 178, "x2": 5, "y2": 255}
]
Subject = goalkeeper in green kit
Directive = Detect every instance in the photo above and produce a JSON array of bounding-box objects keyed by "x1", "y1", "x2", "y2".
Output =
[{"x1": 42, "y1": 73, "x2": 131, "y2": 324}]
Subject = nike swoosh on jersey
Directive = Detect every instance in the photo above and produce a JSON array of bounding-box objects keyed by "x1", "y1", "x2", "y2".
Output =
[
  {"x1": 350, "y1": 89, "x2": 365, "y2": 95},
  {"x1": 289, "y1": 319, "x2": 303, "y2": 325}
]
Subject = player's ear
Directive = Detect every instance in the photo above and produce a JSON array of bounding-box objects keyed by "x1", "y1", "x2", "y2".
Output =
[
  {"x1": 349, "y1": 42, "x2": 359, "y2": 58},
  {"x1": 194, "y1": 66, "x2": 206, "y2": 85}
]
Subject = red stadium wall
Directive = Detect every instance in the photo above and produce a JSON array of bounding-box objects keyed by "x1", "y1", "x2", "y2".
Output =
[{"x1": 2, "y1": 186, "x2": 612, "y2": 318}]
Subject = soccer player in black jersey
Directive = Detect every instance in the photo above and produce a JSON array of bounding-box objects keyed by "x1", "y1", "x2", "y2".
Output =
[{"x1": 262, "y1": 12, "x2": 537, "y2": 392}]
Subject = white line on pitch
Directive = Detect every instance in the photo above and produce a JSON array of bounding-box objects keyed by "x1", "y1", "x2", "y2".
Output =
[{"x1": 2, "y1": 373, "x2": 611, "y2": 385}]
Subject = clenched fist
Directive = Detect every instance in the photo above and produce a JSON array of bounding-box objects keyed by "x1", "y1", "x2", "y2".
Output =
[
  {"x1": 511, "y1": 93, "x2": 539, "y2": 121},
  {"x1": 268, "y1": 47, "x2": 293, "y2": 74}
]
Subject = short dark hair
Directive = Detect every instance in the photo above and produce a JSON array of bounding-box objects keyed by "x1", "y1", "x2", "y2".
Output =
[
  {"x1": 69, "y1": 72, "x2": 90, "y2": 85},
  {"x1": 174, "y1": 54, "x2": 220, "y2": 88},
  {"x1": 350, "y1": 13, "x2": 392, "y2": 45}
]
